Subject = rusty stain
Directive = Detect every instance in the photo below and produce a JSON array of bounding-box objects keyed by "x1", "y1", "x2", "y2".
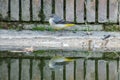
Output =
[
  {"x1": 101, "y1": 40, "x2": 109, "y2": 48},
  {"x1": 88, "y1": 40, "x2": 92, "y2": 51}
]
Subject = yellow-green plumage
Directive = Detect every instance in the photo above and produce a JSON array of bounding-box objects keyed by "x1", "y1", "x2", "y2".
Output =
[
  {"x1": 50, "y1": 56, "x2": 74, "y2": 62},
  {"x1": 49, "y1": 56, "x2": 74, "y2": 69},
  {"x1": 65, "y1": 24, "x2": 75, "y2": 27},
  {"x1": 64, "y1": 58, "x2": 74, "y2": 62},
  {"x1": 53, "y1": 24, "x2": 75, "y2": 30}
]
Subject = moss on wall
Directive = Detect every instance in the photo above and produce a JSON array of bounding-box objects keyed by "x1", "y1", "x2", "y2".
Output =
[
  {"x1": 38, "y1": 10, "x2": 45, "y2": 23},
  {"x1": 103, "y1": 24, "x2": 120, "y2": 31}
]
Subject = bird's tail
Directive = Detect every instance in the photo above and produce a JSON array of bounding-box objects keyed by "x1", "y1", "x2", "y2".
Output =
[
  {"x1": 65, "y1": 24, "x2": 75, "y2": 27},
  {"x1": 64, "y1": 58, "x2": 74, "y2": 62}
]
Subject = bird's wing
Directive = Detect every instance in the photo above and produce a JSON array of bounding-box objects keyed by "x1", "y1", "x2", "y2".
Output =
[
  {"x1": 54, "y1": 19, "x2": 65, "y2": 24},
  {"x1": 53, "y1": 16, "x2": 70, "y2": 24},
  {"x1": 55, "y1": 61, "x2": 69, "y2": 65}
]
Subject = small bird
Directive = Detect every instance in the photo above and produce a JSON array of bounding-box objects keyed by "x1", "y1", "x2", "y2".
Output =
[
  {"x1": 49, "y1": 56, "x2": 74, "y2": 69},
  {"x1": 49, "y1": 14, "x2": 75, "y2": 30}
]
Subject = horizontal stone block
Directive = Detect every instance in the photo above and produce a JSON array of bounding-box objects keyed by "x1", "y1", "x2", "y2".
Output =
[{"x1": 0, "y1": 30, "x2": 120, "y2": 52}]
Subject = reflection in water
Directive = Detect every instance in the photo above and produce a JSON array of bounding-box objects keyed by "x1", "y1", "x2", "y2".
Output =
[
  {"x1": 49, "y1": 56, "x2": 74, "y2": 70},
  {"x1": 0, "y1": 51, "x2": 120, "y2": 80}
]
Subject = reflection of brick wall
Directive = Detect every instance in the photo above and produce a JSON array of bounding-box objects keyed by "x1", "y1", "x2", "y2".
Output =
[
  {"x1": 0, "y1": 54, "x2": 119, "y2": 80},
  {"x1": 0, "y1": 0, "x2": 119, "y2": 23}
]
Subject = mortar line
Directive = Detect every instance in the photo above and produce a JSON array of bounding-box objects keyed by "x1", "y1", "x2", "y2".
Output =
[
  {"x1": 29, "y1": 59, "x2": 33, "y2": 80},
  {"x1": 52, "y1": 0, "x2": 55, "y2": 14},
  {"x1": 19, "y1": 59, "x2": 22, "y2": 80},
  {"x1": 40, "y1": 59, "x2": 44, "y2": 80},
  {"x1": 8, "y1": 58, "x2": 11, "y2": 80},
  {"x1": 106, "y1": 61, "x2": 109, "y2": 80},
  {"x1": 63, "y1": 65, "x2": 66, "y2": 80},
  {"x1": 107, "y1": 0, "x2": 109, "y2": 20},
  {"x1": 8, "y1": 0, "x2": 11, "y2": 21},
  {"x1": 118, "y1": 0, "x2": 120, "y2": 24},
  {"x1": 84, "y1": 59, "x2": 86, "y2": 80},
  {"x1": 74, "y1": 0, "x2": 76, "y2": 23},
  {"x1": 51, "y1": 70, "x2": 55, "y2": 80},
  {"x1": 84, "y1": 0, "x2": 87, "y2": 23},
  {"x1": 19, "y1": 0, "x2": 22, "y2": 21},
  {"x1": 40, "y1": 0, "x2": 44, "y2": 23},
  {"x1": 95, "y1": 60, "x2": 98, "y2": 80},
  {"x1": 30, "y1": 0, "x2": 33, "y2": 21},
  {"x1": 74, "y1": 60, "x2": 76, "y2": 80},
  {"x1": 63, "y1": 0, "x2": 66, "y2": 20},
  {"x1": 95, "y1": 0, "x2": 98, "y2": 23}
]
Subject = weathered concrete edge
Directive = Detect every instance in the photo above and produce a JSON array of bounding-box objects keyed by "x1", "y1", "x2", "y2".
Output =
[
  {"x1": 0, "y1": 30, "x2": 120, "y2": 52},
  {"x1": 0, "y1": 22, "x2": 103, "y2": 31}
]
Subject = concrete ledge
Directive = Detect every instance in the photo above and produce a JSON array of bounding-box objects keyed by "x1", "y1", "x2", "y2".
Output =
[
  {"x1": 0, "y1": 22, "x2": 103, "y2": 31},
  {"x1": 0, "y1": 30, "x2": 120, "y2": 52}
]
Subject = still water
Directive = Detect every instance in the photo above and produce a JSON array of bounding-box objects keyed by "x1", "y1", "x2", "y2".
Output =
[{"x1": 0, "y1": 51, "x2": 120, "y2": 80}]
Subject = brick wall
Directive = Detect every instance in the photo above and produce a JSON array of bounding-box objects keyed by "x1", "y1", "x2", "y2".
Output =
[{"x1": 0, "y1": 0, "x2": 119, "y2": 24}]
